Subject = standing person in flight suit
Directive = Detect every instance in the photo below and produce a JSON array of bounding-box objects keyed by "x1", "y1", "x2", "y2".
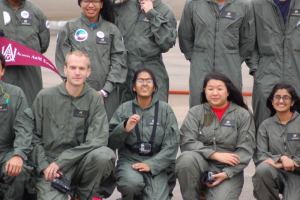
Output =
[
  {"x1": 114, "y1": 0, "x2": 177, "y2": 103},
  {"x1": 179, "y1": 0, "x2": 256, "y2": 108},
  {"x1": 55, "y1": 0, "x2": 127, "y2": 120},
  {"x1": 176, "y1": 72, "x2": 256, "y2": 200},
  {"x1": 251, "y1": 0, "x2": 300, "y2": 126},
  {"x1": 31, "y1": 51, "x2": 115, "y2": 200},
  {"x1": 0, "y1": 0, "x2": 50, "y2": 106},
  {"x1": 109, "y1": 68, "x2": 180, "y2": 200},
  {"x1": 0, "y1": 53, "x2": 34, "y2": 200},
  {"x1": 252, "y1": 83, "x2": 300, "y2": 200}
]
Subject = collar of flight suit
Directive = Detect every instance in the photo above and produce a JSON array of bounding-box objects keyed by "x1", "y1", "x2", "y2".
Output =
[
  {"x1": 80, "y1": 12, "x2": 103, "y2": 28},
  {"x1": 206, "y1": 0, "x2": 235, "y2": 4},
  {"x1": 132, "y1": 96, "x2": 159, "y2": 109},
  {"x1": 58, "y1": 81, "x2": 89, "y2": 98},
  {"x1": 4, "y1": 0, "x2": 26, "y2": 10},
  {"x1": 0, "y1": 80, "x2": 5, "y2": 97},
  {"x1": 272, "y1": 111, "x2": 299, "y2": 137},
  {"x1": 203, "y1": 101, "x2": 239, "y2": 116},
  {"x1": 265, "y1": 0, "x2": 296, "y2": 9}
]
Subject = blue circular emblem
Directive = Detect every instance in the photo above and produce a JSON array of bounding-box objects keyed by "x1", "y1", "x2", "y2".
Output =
[{"x1": 74, "y1": 29, "x2": 88, "y2": 42}]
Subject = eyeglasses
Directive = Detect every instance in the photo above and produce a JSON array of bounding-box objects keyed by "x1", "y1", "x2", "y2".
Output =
[
  {"x1": 137, "y1": 78, "x2": 153, "y2": 84},
  {"x1": 273, "y1": 95, "x2": 292, "y2": 101},
  {"x1": 81, "y1": 0, "x2": 101, "y2": 6}
]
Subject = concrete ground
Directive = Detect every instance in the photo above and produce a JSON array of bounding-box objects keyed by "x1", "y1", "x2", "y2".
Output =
[{"x1": 43, "y1": 35, "x2": 255, "y2": 200}]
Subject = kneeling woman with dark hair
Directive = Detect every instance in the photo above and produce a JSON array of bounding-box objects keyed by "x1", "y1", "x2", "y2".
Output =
[
  {"x1": 109, "y1": 68, "x2": 180, "y2": 200},
  {"x1": 176, "y1": 72, "x2": 256, "y2": 200},
  {"x1": 252, "y1": 82, "x2": 300, "y2": 200}
]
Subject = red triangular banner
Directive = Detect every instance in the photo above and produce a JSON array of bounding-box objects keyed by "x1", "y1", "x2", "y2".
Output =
[{"x1": 0, "y1": 37, "x2": 59, "y2": 75}]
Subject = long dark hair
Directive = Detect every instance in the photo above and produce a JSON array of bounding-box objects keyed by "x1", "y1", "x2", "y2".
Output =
[
  {"x1": 78, "y1": 0, "x2": 115, "y2": 23},
  {"x1": 132, "y1": 68, "x2": 158, "y2": 95},
  {"x1": 267, "y1": 82, "x2": 300, "y2": 116},
  {"x1": 0, "y1": 53, "x2": 5, "y2": 69},
  {"x1": 201, "y1": 72, "x2": 249, "y2": 111}
]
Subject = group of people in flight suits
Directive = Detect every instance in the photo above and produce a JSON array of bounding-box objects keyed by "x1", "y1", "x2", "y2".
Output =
[{"x1": 0, "y1": 0, "x2": 300, "y2": 199}]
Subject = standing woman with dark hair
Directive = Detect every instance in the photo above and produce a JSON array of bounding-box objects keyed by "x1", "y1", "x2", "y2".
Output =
[
  {"x1": 252, "y1": 83, "x2": 300, "y2": 200},
  {"x1": 176, "y1": 72, "x2": 256, "y2": 200},
  {"x1": 55, "y1": 0, "x2": 127, "y2": 120},
  {"x1": 109, "y1": 68, "x2": 180, "y2": 200}
]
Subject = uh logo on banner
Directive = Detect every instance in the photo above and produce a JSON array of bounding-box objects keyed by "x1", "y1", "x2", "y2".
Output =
[{"x1": 0, "y1": 36, "x2": 59, "y2": 75}]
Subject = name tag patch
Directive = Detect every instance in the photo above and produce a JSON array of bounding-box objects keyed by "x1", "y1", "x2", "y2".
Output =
[
  {"x1": 0, "y1": 104, "x2": 8, "y2": 112},
  {"x1": 220, "y1": 119, "x2": 235, "y2": 127},
  {"x1": 287, "y1": 133, "x2": 300, "y2": 141},
  {"x1": 96, "y1": 37, "x2": 109, "y2": 45},
  {"x1": 291, "y1": 9, "x2": 300, "y2": 17},
  {"x1": 221, "y1": 11, "x2": 236, "y2": 20},
  {"x1": 139, "y1": 14, "x2": 150, "y2": 23},
  {"x1": 18, "y1": 18, "x2": 32, "y2": 26},
  {"x1": 73, "y1": 109, "x2": 88, "y2": 118},
  {"x1": 146, "y1": 118, "x2": 161, "y2": 126}
]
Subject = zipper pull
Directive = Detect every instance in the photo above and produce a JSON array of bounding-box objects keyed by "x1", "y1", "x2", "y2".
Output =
[{"x1": 213, "y1": 136, "x2": 216, "y2": 150}]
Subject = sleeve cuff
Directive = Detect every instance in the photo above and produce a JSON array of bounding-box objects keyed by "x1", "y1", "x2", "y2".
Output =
[
  {"x1": 222, "y1": 168, "x2": 234, "y2": 179},
  {"x1": 143, "y1": 160, "x2": 156, "y2": 175},
  {"x1": 203, "y1": 149, "x2": 216, "y2": 159},
  {"x1": 13, "y1": 148, "x2": 27, "y2": 161},
  {"x1": 120, "y1": 121, "x2": 129, "y2": 133},
  {"x1": 249, "y1": 66, "x2": 258, "y2": 75},
  {"x1": 145, "y1": 9, "x2": 158, "y2": 21},
  {"x1": 103, "y1": 81, "x2": 115, "y2": 94},
  {"x1": 184, "y1": 51, "x2": 194, "y2": 60},
  {"x1": 37, "y1": 160, "x2": 50, "y2": 174},
  {"x1": 272, "y1": 155, "x2": 282, "y2": 163}
]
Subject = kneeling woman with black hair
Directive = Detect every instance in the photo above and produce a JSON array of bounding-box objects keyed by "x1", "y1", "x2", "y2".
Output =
[
  {"x1": 109, "y1": 68, "x2": 180, "y2": 200},
  {"x1": 176, "y1": 72, "x2": 256, "y2": 200},
  {"x1": 252, "y1": 83, "x2": 300, "y2": 200}
]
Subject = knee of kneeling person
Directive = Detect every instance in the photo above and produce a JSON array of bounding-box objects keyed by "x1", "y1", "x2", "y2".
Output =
[
  {"x1": 255, "y1": 162, "x2": 274, "y2": 176},
  {"x1": 87, "y1": 147, "x2": 116, "y2": 165},
  {"x1": 176, "y1": 151, "x2": 205, "y2": 170},
  {"x1": 118, "y1": 178, "x2": 144, "y2": 194}
]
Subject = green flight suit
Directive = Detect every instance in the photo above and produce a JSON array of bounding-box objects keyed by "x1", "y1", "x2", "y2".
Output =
[
  {"x1": 251, "y1": 0, "x2": 300, "y2": 126},
  {"x1": 109, "y1": 98, "x2": 180, "y2": 200},
  {"x1": 252, "y1": 112, "x2": 300, "y2": 200},
  {"x1": 0, "y1": 81, "x2": 33, "y2": 200},
  {"x1": 30, "y1": 82, "x2": 116, "y2": 200},
  {"x1": 114, "y1": 0, "x2": 177, "y2": 103},
  {"x1": 0, "y1": 0, "x2": 50, "y2": 106},
  {"x1": 176, "y1": 102, "x2": 256, "y2": 200},
  {"x1": 55, "y1": 13, "x2": 127, "y2": 120},
  {"x1": 179, "y1": 0, "x2": 256, "y2": 108}
]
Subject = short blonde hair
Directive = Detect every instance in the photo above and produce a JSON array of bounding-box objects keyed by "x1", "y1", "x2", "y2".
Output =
[{"x1": 65, "y1": 50, "x2": 90, "y2": 68}]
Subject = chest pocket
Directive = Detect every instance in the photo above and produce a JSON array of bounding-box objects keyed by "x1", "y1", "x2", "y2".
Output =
[
  {"x1": 0, "y1": 108, "x2": 11, "y2": 135},
  {"x1": 254, "y1": 6, "x2": 276, "y2": 55},
  {"x1": 72, "y1": 109, "x2": 88, "y2": 143},
  {"x1": 287, "y1": 133, "x2": 300, "y2": 157},
  {"x1": 44, "y1": 108, "x2": 60, "y2": 140},
  {"x1": 193, "y1": 10, "x2": 209, "y2": 49},
  {"x1": 290, "y1": 9, "x2": 300, "y2": 51},
  {"x1": 223, "y1": 14, "x2": 244, "y2": 50}
]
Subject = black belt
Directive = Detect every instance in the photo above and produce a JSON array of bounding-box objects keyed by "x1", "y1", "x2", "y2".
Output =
[{"x1": 125, "y1": 143, "x2": 161, "y2": 154}]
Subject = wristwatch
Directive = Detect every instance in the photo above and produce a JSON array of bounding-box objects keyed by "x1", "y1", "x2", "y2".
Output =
[{"x1": 100, "y1": 89, "x2": 108, "y2": 98}]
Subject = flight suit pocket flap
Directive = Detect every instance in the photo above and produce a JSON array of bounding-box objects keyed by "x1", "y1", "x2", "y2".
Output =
[{"x1": 24, "y1": 108, "x2": 34, "y2": 120}]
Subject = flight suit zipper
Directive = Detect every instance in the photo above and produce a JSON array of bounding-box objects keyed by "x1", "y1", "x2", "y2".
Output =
[
  {"x1": 283, "y1": 124, "x2": 287, "y2": 155},
  {"x1": 213, "y1": 2, "x2": 229, "y2": 70}
]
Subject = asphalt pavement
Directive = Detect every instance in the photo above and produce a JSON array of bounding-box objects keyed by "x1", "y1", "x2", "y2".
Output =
[{"x1": 43, "y1": 35, "x2": 256, "y2": 200}]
